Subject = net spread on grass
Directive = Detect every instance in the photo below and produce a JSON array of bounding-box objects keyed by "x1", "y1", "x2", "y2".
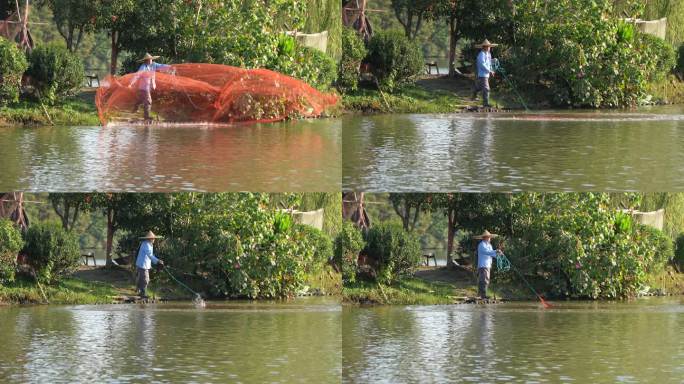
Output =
[{"x1": 95, "y1": 63, "x2": 338, "y2": 125}]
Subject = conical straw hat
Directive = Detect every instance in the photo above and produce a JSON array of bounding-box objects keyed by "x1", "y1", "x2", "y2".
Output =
[
  {"x1": 475, "y1": 39, "x2": 499, "y2": 48},
  {"x1": 139, "y1": 230, "x2": 162, "y2": 239},
  {"x1": 473, "y1": 230, "x2": 498, "y2": 239},
  {"x1": 138, "y1": 53, "x2": 160, "y2": 62}
]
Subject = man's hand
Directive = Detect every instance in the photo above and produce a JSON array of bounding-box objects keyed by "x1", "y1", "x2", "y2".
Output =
[
  {"x1": 490, "y1": 71, "x2": 495, "y2": 77},
  {"x1": 158, "y1": 259, "x2": 164, "y2": 266}
]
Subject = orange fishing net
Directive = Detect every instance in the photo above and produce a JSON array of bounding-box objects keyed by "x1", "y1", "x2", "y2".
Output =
[{"x1": 95, "y1": 63, "x2": 338, "y2": 125}]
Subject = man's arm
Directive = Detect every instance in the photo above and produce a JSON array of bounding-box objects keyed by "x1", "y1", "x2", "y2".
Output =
[
  {"x1": 153, "y1": 62, "x2": 172, "y2": 72},
  {"x1": 128, "y1": 64, "x2": 144, "y2": 87},
  {"x1": 478, "y1": 242, "x2": 498, "y2": 257}
]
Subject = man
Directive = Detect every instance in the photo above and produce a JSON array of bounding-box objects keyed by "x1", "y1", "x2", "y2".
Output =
[
  {"x1": 129, "y1": 53, "x2": 172, "y2": 123},
  {"x1": 135, "y1": 230, "x2": 164, "y2": 298},
  {"x1": 472, "y1": 39, "x2": 498, "y2": 108},
  {"x1": 476, "y1": 230, "x2": 501, "y2": 299}
]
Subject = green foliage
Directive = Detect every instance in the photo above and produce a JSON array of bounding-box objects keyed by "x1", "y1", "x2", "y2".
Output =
[
  {"x1": 366, "y1": 30, "x2": 424, "y2": 92},
  {"x1": 23, "y1": 221, "x2": 81, "y2": 283},
  {"x1": 285, "y1": 45, "x2": 337, "y2": 90},
  {"x1": 334, "y1": 222, "x2": 365, "y2": 284},
  {"x1": 338, "y1": 28, "x2": 367, "y2": 92},
  {"x1": 26, "y1": 43, "x2": 85, "y2": 103},
  {"x1": 364, "y1": 222, "x2": 421, "y2": 284},
  {"x1": 509, "y1": 0, "x2": 676, "y2": 107},
  {"x1": 637, "y1": 224, "x2": 674, "y2": 271},
  {"x1": 294, "y1": 224, "x2": 333, "y2": 269},
  {"x1": 506, "y1": 193, "x2": 667, "y2": 299},
  {"x1": 677, "y1": 44, "x2": 684, "y2": 74},
  {"x1": 156, "y1": 194, "x2": 318, "y2": 299},
  {"x1": 0, "y1": 37, "x2": 28, "y2": 105},
  {"x1": 0, "y1": 219, "x2": 23, "y2": 284},
  {"x1": 674, "y1": 233, "x2": 684, "y2": 270}
]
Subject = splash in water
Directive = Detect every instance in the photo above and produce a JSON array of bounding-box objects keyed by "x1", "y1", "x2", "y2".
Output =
[{"x1": 193, "y1": 293, "x2": 206, "y2": 309}]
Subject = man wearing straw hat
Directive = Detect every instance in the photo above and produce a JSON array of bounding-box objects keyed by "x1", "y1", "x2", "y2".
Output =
[
  {"x1": 135, "y1": 230, "x2": 164, "y2": 299},
  {"x1": 472, "y1": 39, "x2": 498, "y2": 108},
  {"x1": 475, "y1": 230, "x2": 502, "y2": 299},
  {"x1": 128, "y1": 53, "x2": 172, "y2": 123}
]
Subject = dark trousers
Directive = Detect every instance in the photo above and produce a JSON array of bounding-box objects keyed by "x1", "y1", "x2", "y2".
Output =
[
  {"x1": 473, "y1": 76, "x2": 491, "y2": 107},
  {"x1": 137, "y1": 268, "x2": 150, "y2": 297},
  {"x1": 133, "y1": 89, "x2": 152, "y2": 120},
  {"x1": 478, "y1": 267, "x2": 490, "y2": 299}
]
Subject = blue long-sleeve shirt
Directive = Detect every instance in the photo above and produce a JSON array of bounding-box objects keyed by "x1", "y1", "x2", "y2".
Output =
[
  {"x1": 476, "y1": 51, "x2": 492, "y2": 78},
  {"x1": 477, "y1": 240, "x2": 498, "y2": 269},
  {"x1": 130, "y1": 62, "x2": 171, "y2": 91},
  {"x1": 135, "y1": 240, "x2": 159, "y2": 270}
]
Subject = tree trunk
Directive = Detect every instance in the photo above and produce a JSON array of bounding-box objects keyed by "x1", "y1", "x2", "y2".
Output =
[
  {"x1": 446, "y1": 208, "x2": 455, "y2": 267},
  {"x1": 110, "y1": 30, "x2": 119, "y2": 75},
  {"x1": 106, "y1": 207, "x2": 115, "y2": 266},
  {"x1": 448, "y1": 15, "x2": 457, "y2": 77}
]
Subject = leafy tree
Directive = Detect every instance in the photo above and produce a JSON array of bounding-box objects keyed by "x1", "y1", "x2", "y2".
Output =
[
  {"x1": 39, "y1": 0, "x2": 98, "y2": 52},
  {"x1": 334, "y1": 221, "x2": 365, "y2": 283},
  {"x1": 388, "y1": 193, "x2": 431, "y2": 231},
  {"x1": 391, "y1": 0, "x2": 432, "y2": 39},
  {"x1": 0, "y1": 37, "x2": 28, "y2": 105},
  {"x1": 0, "y1": 219, "x2": 23, "y2": 283},
  {"x1": 23, "y1": 221, "x2": 81, "y2": 283},
  {"x1": 48, "y1": 193, "x2": 88, "y2": 231}
]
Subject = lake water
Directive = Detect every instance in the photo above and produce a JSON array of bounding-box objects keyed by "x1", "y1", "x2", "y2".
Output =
[
  {"x1": 0, "y1": 119, "x2": 341, "y2": 192},
  {"x1": 342, "y1": 106, "x2": 684, "y2": 191},
  {"x1": 0, "y1": 298, "x2": 341, "y2": 383},
  {"x1": 342, "y1": 297, "x2": 684, "y2": 383}
]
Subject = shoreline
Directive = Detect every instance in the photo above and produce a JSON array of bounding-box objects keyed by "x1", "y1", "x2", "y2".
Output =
[{"x1": 342, "y1": 266, "x2": 684, "y2": 306}]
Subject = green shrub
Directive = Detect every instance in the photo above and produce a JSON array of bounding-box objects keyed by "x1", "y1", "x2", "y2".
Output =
[
  {"x1": 294, "y1": 223, "x2": 333, "y2": 269},
  {"x1": 0, "y1": 37, "x2": 28, "y2": 105},
  {"x1": 0, "y1": 219, "x2": 23, "y2": 284},
  {"x1": 333, "y1": 221, "x2": 365, "y2": 283},
  {"x1": 364, "y1": 222, "x2": 421, "y2": 284},
  {"x1": 675, "y1": 232, "x2": 684, "y2": 270},
  {"x1": 505, "y1": 193, "x2": 670, "y2": 299},
  {"x1": 366, "y1": 30, "x2": 424, "y2": 92},
  {"x1": 676, "y1": 44, "x2": 684, "y2": 74},
  {"x1": 23, "y1": 222, "x2": 81, "y2": 283},
  {"x1": 162, "y1": 194, "x2": 318, "y2": 299},
  {"x1": 638, "y1": 225, "x2": 674, "y2": 271},
  {"x1": 638, "y1": 33, "x2": 676, "y2": 81},
  {"x1": 26, "y1": 43, "x2": 84, "y2": 103},
  {"x1": 510, "y1": 1, "x2": 677, "y2": 107},
  {"x1": 282, "y1": 45, "x2": 337, "y2": 90},
  {"x1": 338, "y1": 28, "x2": 367, "y2": 92}
]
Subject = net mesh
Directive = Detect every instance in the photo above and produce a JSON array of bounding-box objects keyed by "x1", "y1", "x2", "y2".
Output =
[{"x1": 95, "y1": 63, "x2": 338, "y2": 125}]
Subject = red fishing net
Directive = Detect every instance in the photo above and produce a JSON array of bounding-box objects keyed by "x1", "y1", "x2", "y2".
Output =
[{"x1": 95, "y1": 63, "x2": 338, "y2": 125}]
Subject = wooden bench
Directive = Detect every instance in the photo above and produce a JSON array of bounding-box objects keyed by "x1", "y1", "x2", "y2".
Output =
[
  {"x1": 422, "y1": 252, "x2": 437, "y2": 266},
  {"x1": 85, "y1": 74, "x2": 99, "y2": 87},
  {"x1": 425, "y1": 61, "x2": 439, "y2": 75},
  {"x1": 82, "y1": 252, "x2": 96, "y2": 266}
]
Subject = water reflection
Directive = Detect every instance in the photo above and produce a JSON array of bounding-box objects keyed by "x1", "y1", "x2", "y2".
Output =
[
  {"x1": 342, "y1": 107, "x2": 684, "y2": 191},
  {"x1": 0, "y1": 299, "x2": 341, "y2": 383},
  {"x1": 343, "y1": 298, "x2": 684, "y2": 383},
  {"x1": 0, "y1": 119, "x2": 341, "y2": 191}
]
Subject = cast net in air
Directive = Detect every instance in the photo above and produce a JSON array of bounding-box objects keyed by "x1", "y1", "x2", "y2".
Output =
[{"x1": 95, "y1": 63, "x2": 338, "y2": 125}]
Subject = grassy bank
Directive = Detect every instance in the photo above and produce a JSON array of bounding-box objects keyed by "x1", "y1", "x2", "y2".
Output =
[
  {"x1": 0, "y1": 276, "x2": 125, "y2": 305},
  {"x1": 342, "y1": 265, "x2": 684, "y2": 306},
  {"x1": 0, "y1": 90, "x2": 100, "y2": 127},
  {"x1": 342, "y1": 76, "x2": 510, "y2": 114},
  {"x1": 343, "y1": 267, "x2": 481, "y2": 305},
  {"x1": 342, "y1": 74, "x2": 684, "y2": 114}
]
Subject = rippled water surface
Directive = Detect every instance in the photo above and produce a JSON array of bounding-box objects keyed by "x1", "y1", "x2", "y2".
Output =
[
  {"x1": 0, "y1": 298, "x2": 341, "y2": 383},
  {"x1": 342, "y1": 106, "x2": 684, "y2": 191},
  {"x1": 342, "y1": 297, "x2": 684, "y2": 383},
  {"x1": 0, "y1": 119, "x2": 341, "y2": 191}
]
